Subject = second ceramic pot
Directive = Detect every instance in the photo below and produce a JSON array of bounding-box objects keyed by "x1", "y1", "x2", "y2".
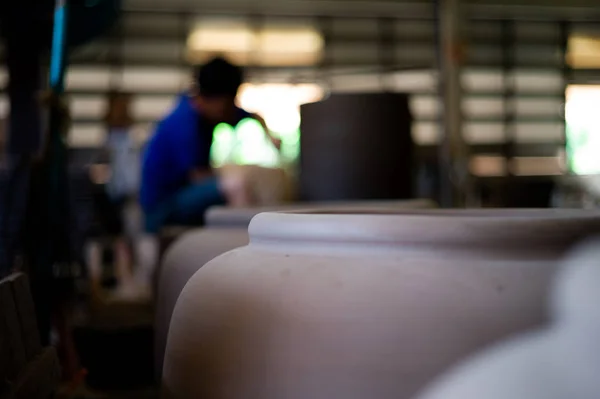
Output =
[{"x1": 163, "y1": 209, "x2": 600, "y2": 399}]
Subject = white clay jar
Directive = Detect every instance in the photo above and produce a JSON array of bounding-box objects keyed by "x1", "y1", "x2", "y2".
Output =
[
  {"x1": 155, "y1": 199, "x2": 436, "y2": 377},
  {"x1": 413, "y1": 237, "x2": 600, "y2": 399},
  {"x1": 163, "y1": 209, "x2": 600, "y2": 399}
]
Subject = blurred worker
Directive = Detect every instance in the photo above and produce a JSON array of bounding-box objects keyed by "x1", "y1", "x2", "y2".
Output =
[
  {"x1": 88, "y1": 92, "x2": 140, "y2": 297},
  {"x1": 140, "y1": 57, "x2": 280, "y2": 233}
]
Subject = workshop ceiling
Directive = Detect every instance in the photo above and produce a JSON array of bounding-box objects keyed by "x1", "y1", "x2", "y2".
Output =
[{"x1": 122, "y1": 0, "x2": 600, "y2": 19}]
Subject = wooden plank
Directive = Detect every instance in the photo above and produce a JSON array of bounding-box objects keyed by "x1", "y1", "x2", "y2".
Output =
[
  {"x1": 0, "y1": 275, "x2": 27, "y2": 381},
  {"x1": 0, "y1": 281, "x2": 11, "y2": 394},
  {"x1": 9, "y1": 346, "x2": 61, "y2": 399},
  {"x1": 7, "y1": 274, "x2": 42, "y2": 361}
]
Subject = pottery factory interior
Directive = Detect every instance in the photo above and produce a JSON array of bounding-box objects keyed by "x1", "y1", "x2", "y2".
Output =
[{"x1": 2, "y1": 0, "x2": 600, "y2": 398}]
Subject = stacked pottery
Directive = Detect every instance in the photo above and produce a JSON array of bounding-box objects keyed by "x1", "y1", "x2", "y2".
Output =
[
  {"x1": 162, "y1": 209, "x2": 600, "y2": 399},
  {"x1": 154, "y1": 199, "x2": 436, "y2": 378},
  {"x1": 413, "y1": 237, "x2": 600, "y2": 399}
]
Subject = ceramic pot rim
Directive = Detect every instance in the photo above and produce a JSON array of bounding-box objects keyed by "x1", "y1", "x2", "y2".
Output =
[{"x1": 248, "y1": 208, "x2": 600, "y2": 253}]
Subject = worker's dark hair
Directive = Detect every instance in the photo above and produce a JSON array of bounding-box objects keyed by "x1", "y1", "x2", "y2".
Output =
[{"x1": 194, "y1": 57, "x2": 244, "y2": 98}]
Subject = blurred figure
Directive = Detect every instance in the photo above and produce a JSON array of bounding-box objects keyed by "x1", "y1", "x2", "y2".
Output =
[
  {"x1": 88, "y1": 92, "x2": 140, "y2": 298},
  {"x1": 25, "y1": 92, "x2": 83, "y2": 385},
  {"x1": 140, "y1": 57, "x2": 280, "y2": 233},
  {"x1": 105, "y1": 92, "x2": 139, "y2": 204}
]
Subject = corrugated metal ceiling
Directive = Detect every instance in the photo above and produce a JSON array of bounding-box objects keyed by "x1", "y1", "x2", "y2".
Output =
[{"x1": 122, "y1": 0, "x2": 600, "y2": 21}]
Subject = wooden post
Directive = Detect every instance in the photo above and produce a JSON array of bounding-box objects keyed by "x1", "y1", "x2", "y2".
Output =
[{"x1": 436, "y1": 0, "x2": 470, "y2": 207}]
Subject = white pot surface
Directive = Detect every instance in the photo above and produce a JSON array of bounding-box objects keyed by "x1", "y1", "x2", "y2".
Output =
[
  {"x1": 156, "y1": 199, "x2": 435, "y2": 377},
  {"x1": 164, "y1": 209, "x2": 600, "y2": 399},
  {"x1": 414, "y1": 237, "x2": 600, "y2": 399}
]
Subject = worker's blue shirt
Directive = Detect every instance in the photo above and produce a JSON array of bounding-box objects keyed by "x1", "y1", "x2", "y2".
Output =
[{"x1": 140, "y1": 94, "x2": 250, "y2": 218}]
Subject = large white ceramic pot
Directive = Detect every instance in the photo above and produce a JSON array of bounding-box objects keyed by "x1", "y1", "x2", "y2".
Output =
[
  {"x1": 155, "y1": 199, "x2": 436, "y2": 377},
  {"x1": 163, "y1": 209, "x2": 600, "y2": 399},
  {"x1": 414, "y1": 237, "x2": 600, "y2": 399}
]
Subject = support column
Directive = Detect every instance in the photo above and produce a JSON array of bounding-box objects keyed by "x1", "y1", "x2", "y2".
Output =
[
  {"x1": 318, "y1": 16, "x2": 334, "y2": 92},
  {"x1": 1, "y1": 3, "x2": 48, "y2": 155},
  {"x1": 502, "y1": 20, "x2": 516, "y2": 177},
  {"x1": 436, "y1": 0, "x2": 469, "y2": 207},
  {"x1": 0, "y1": 1, "x2": 49, "y2": 276},
  {"x1": 560, "y1": 20, "x2": 572, "y2": 160},
  {"x1": 377, "y1": 17, "x2": 396, "y2": 91}
]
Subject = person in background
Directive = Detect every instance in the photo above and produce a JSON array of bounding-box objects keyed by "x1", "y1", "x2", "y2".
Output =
[
  {"x1": 88, "y1": 92, "x2": 139, "y2": 298},
  {"x1": 140, "y1": 57, "x2": 280, "y2": 233}
]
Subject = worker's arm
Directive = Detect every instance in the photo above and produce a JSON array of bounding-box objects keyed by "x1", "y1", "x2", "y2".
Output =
[
  {"x1": 247, "y1": 112, "x2": 282, "y2": 150},
  {"x1": 234, "y1": 107, "x2": 281, "y2": 150}
]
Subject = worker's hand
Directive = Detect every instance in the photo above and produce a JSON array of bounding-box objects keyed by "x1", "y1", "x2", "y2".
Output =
[
  {"x1": 190, "y1": 168, "x2": 213, "y2": 183},
  {"x1": 249, "y1": 112, "x2": 282, "y2": 151},
  {"x1": 269, "y1": 136, "x2": 282, "y2": 151}
]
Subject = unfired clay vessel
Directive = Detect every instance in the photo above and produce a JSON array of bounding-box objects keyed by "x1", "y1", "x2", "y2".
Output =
[
  {"x1": 155, "y1": 199, "x2": 436, "y2": 377},
  {"x1": 413, "y1": 237, "x2": 600, "y2": 399},
  {"x1": 163, "y1": 209, "x2": 600, "y2": 399}
]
